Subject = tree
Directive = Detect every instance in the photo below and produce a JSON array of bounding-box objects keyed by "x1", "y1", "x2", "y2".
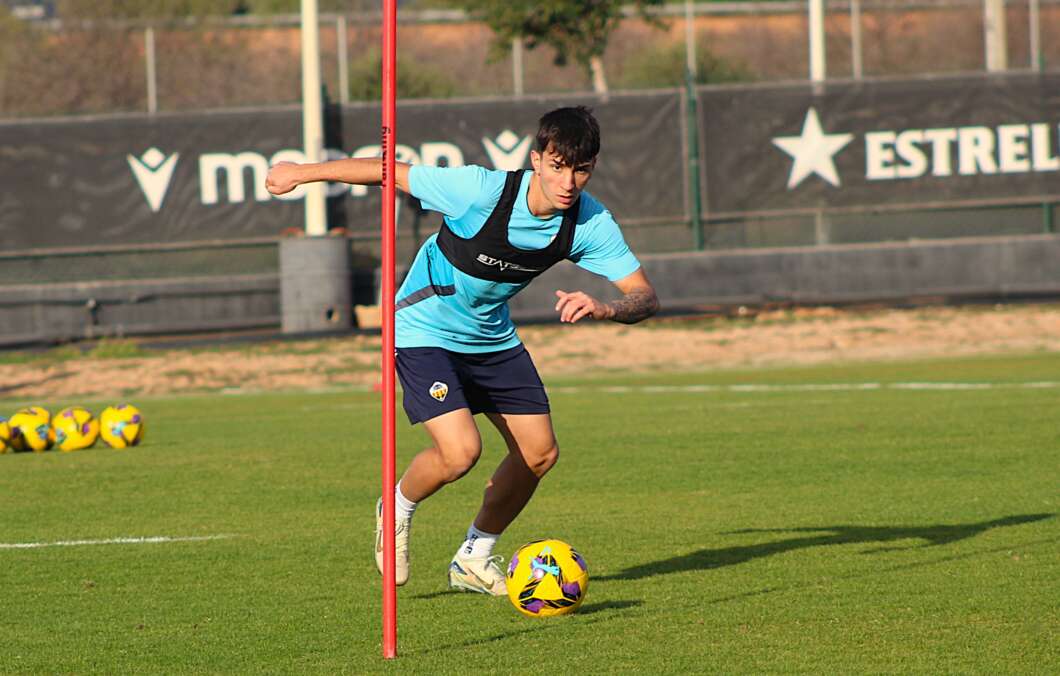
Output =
[
  {"x1": 346, "y1": 49, "x2": 457, "y2": 101},
  {"x1": 56, "y1": 1, "x2": 243, "y2": 19},
  {"x1": 618, "y1": 39, "x2": 753, "y2": 89},
  {"x1": 0, "y1": 7, "x2": 26, "y2": 112},
  {"x1": 456, "y1": 0, "x2": 664, "y2": 94}
]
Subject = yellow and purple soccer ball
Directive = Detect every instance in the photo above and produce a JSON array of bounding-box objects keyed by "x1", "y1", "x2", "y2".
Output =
[
  {"x1": 506, "y1": 539, "x2": 589, "y2": 618},
  {"x1": 53, "y1": 406, "x2": 100, "y2": 452},
  {"x1": 99, "y1": 404, "x2": 145, "y2": 449},
  {"x1": 9, "y1": 407, "x2": 54, "y2": 452},
  {"x1": 0, "y1": 418, "x2": 13, "y2": 454}
]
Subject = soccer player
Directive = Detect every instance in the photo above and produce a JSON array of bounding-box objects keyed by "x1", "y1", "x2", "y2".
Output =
[{"x1": 266, "y1": 106, "x2": 658, "y2": 595}]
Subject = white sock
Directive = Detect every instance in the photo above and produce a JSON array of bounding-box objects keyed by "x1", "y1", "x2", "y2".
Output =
[
  {"x1": 395, "y1": 482, "x2": 417, "y2": 522},
  {"x1": 460, "y1": 524, "x2": 499, "y2": 559}
]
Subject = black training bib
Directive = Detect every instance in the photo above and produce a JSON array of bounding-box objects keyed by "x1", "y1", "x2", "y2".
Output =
[{"x1": 435, "y1": 170, "x2": 579, "y2": 283}]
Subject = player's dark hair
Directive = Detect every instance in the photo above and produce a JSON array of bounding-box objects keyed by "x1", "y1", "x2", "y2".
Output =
[{"x1": 535, "y1": 106, "x2": 600, "y2": 166}]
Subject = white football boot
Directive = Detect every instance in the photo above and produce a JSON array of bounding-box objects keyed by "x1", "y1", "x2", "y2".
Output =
[
  {"x1": 374, "y1": 498, "x2": 410, "y2": 586},
  {"x1": 447, "y1": 552, "x2": 507, "y2": 596}
]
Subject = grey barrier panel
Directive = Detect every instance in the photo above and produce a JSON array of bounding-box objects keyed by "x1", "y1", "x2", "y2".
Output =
[
  {"x1": 698, "y1": 73, "x2": 1060, "y2": 217},
  {"x1": 3, "y1": 235, "x2": 1057, "y2": 345},
  {"x1": 0, "y1": 91, "x2": 683, "y2": 251},
  {"x1": 506, "y1": 235, "x2": 1060, "y2": 319},
  {"x1": 0, "y1": 274, "x2": 279, "y2": 347},
  {"x1": 279, "y1": 236, "x2": 352, "y2": 334}
]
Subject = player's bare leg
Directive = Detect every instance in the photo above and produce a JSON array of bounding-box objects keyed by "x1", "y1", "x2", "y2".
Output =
[
  {"x1": 448, "y1": 412, "x2": 559, "y2": 595},
  {"x1": 376, "y1": 408, "x2": 482, "y2": 585},
  {"x1": 476, "y1": 412, "x2": 559, "y2": 533},
  {"x1": 401, "y1": 408, "x2": 483, "y2": 501}
]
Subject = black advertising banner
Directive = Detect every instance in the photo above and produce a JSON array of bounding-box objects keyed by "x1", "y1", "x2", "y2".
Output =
[
  {"x1": 334, "y1": 91, "x2": 686, "y2": 233},
  {"x1": 0, "y1": 91, "x2": 684, "y2": 250},
  {"x1": 699, "y1": 73, "x2": 1060, "y2": 216},
  {"x1": 0, "y1": 109, "x2": 304, "y2": 249}
]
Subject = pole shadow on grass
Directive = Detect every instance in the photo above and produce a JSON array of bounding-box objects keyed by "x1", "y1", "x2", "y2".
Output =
[
  {"x1": 408, "y1": 592, "x2": 643, "y2": 616},
  {"x1": 596, "y1": 513, "x2": 1054, "y2": 581},
  {"x1": 406, "y1": 625, "x2": 549, "y2": 655},
  {"x1": 404, "y1": 600, "x2": 643, "y2": 655}
]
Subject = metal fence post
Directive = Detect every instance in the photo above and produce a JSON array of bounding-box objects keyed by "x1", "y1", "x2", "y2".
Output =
[
  {"x1": 684, "y1": 0, "x2": 697, "y2": 77},
  {"x1": 685, "y1": 74, "x2": 703, "y2": 251},
  {"x1": 337, "y1": 16, "x2": 349, "y2": 105},
  {"x1": 809, "y1": 0, "x2": 827, "y2": 82},
  {"x1": 512, "y1": 38, "x2": 524, "y2": 96},
  {"x1": 145, "y1": 26, "x2": 157, "y2": 114},
  {"x1": 851, "y1": 0, "x2": 863, "y2": 78},
  {"x1": 1029, "y1": 0, "x2": 1042, "y2": 71},
  {"x1": 684, "y1": 1, "x2": 703, "y2": 250},
  {"x1": 983, "y1": 0, "x2": 1008, "y2": 72}
]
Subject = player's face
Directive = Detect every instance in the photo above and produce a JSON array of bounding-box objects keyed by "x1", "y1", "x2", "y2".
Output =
[{"x1": 530, "y1": 146, "x2": 595, "y2": 213}]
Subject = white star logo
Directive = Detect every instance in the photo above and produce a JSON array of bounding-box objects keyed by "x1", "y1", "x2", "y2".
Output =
[{"x1": 772, "y1": 108, "x2": 854, "y2": 189}]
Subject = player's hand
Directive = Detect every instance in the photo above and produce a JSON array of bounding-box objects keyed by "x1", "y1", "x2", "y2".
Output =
[
  {"x1": 554, "y1": 290, "x2": 611, "y2": 323},
  {"x1": 266, "y1": 161, "x2": 301, "y2": 196}
]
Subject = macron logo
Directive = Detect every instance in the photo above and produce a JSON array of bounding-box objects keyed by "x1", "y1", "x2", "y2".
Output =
[
  {"x1": 483, "y1": 130, "x2": 532, "y2": 171},
  {"x1": 128, "y1": 147, "x2": 179, "y2": 212}
]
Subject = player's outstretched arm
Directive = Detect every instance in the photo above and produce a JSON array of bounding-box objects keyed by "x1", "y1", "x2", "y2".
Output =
[
  {"x1": 265, "y1": 158, "x2": 412, "y2": 196},
  {"x1": 554, "y1": 268, "x2": 659, "y2": 325}
]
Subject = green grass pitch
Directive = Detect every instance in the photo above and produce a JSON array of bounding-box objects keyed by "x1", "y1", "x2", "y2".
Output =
[{"x1": 1, "y1": 353, "x2": 1058, "y2": 673}]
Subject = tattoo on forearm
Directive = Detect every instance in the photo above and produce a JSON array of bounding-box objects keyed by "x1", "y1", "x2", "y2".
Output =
[{"x1": 606, "y1": 288, "x2": 659, "y2": 324}]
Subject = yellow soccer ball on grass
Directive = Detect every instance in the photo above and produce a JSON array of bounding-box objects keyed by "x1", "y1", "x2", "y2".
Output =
[
  {"x1": 0, "y1": 418, "x2": 13, "y2": 454},
  {"x1": 9, "y1": 407, "x2": 54, "y2": 452},
  {"x1": 99, "y1": 404, "x2": 145, "y2": 449},
  {"x1": 506, "y1": 539, "x2": 589, "y2": 618},
  {"x1": 53, "y1": 406, "x2": 100, "y2": 452}
]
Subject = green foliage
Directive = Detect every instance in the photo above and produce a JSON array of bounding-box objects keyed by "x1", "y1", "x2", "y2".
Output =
[
  {"x1": 0, "y1": 8, "x2": 27, "y2": 72},
  {"x1": 457, "y1": 0, "x2": 664, "y2": 68},
  {"x1": 346, "y1": 48, "x2": 457, "y2": 101},
  {"x1": 57, "y1": 0, "x2": 243, "y2": 19},
  {"x1": 0, "y1": 340, "x2": 149, "y2": 365},
  {"x1": 618, "y1": 38, "x2": 754, "y2": 89},
  {"x1": 85, "y1": 339, "x2": 150, "y2": 360}
]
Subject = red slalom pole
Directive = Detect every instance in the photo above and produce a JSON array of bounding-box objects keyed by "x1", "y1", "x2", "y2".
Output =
[{"x1": 380, "y1": 0, "x2": 398, "y2": 660}]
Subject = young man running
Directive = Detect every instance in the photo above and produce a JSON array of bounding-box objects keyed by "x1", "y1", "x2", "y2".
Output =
[{"x1": 266, "y1": 106, "x2": 658, "y2": 595}]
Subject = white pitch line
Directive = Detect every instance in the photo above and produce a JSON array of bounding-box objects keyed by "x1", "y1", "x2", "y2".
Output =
[
  {"x1": 550, "y1": 381, "x2": 1058, "y2": 394},
  {"x1": 0, "y1": 534, "x2": 239, "y2": 550}
]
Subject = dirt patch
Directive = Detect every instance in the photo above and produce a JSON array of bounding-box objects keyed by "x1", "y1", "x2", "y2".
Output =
[{"x1": 2, "y1": 303, "x2": 1059, "y2": 402}]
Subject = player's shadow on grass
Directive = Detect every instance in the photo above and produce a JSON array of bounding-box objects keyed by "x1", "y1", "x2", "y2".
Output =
[
  {"x1": 574, "y1": 599, "x2": 643, "y2": 615},
  {"x1": 596, "y1": 513, "x2": 1054, "y2": 581}
]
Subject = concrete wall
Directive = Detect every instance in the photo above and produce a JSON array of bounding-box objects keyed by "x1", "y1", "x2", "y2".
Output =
[
  {"x1": 0, "y1": 275, "x2": 279, "y2": 347},
  {"x1": 1, "y1": 235, "x2": 1057, "y2": 347}
]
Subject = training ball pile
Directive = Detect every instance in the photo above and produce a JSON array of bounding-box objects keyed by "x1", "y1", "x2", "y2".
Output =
[
  {"x1": 0, "y1": 404, "x2": 145, "y2": 454},
  {"x1": 507, "y1": 539, "x2": 589, "y2": 617}
]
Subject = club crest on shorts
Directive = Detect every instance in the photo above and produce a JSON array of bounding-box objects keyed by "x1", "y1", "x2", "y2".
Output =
[{"x1": 429, "y1": 381, "x2": 449, "y2": 402}]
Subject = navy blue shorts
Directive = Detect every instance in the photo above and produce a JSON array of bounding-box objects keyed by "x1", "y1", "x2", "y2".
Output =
[{"x1": 395, "y1": 345, "x2": 550, "y2": 424}]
